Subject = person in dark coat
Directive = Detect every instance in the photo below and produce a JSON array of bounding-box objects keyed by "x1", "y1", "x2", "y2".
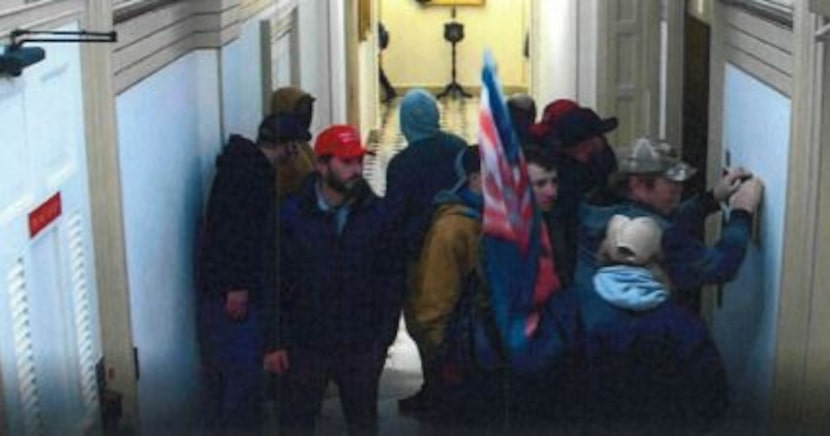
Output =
[
  {"x1": 269, "y1": 86, "x2": 317, "y2": 201},
  {"x1": 582, "y1": 214, "x2": 729, "y2": 433},
  {"x1": 527, "y1": 98, "x2": 579, "y2": 147},
  {"x1": 198, "y1": 114, "x2": 292, "y2": 434},
  {"x1": 506, "y1": 93, "x2": 537, "y2": 148},
  {"x1": 574, "y1": 137, "x2": 762, "y2": 293},
  {"x1": 378, "y1": 22, "x2": 397, "y2": 102},
  {"x1": 523, "y1": 146, "x2": 574, "y2": 288},
  {"x1": 384, "y1": 88, "x2": 467, "y2": 413},
  {"x1": 266, "y1": 125, "x2": 403, "y2": 436}
]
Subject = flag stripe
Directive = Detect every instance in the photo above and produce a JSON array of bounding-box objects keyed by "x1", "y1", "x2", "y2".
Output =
[{"x1": 478, "y1": 52, "x2": 561, "y2": 365}]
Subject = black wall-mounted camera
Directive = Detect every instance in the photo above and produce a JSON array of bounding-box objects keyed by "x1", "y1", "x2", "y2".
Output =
[
  {"x1": 0, "y1": 47, "x2": 46, "y2": 77},
  {"x1": 0, "y1": 46, "x2": 45, "y2": 77},
  {"x1": 0, "y1": 29, "x2": 117, "y2": 77}
]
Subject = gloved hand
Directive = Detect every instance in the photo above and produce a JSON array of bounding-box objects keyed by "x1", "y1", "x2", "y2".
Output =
[
  {"x1": 730, "y1": 178, "x2": 764, "y2": 213},
  {"x1": 714, "y1": 167, "x2": 753, "y2": 202}
]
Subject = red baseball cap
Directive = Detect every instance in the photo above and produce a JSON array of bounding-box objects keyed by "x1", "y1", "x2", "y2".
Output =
[
  {"x1": 314, "y1": 124, "x2": 369, "y2": 158},
  {"x1": 541, "y1": 99, "x2": 579, "y2": 125},
  {"x1": 529, "y1": 99, "x2": 580, "y2": 141}
]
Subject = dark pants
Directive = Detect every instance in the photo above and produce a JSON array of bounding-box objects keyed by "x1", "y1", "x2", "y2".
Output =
[
  {"x1": 379, "y1": 67, "x2": 396, "y2": 101},
  {"x1": 198, "y1": 295, "x2": 264, "y2": 434},
  {"x1": 279, "y1": 345, "x2": 386, "y2": 436}
]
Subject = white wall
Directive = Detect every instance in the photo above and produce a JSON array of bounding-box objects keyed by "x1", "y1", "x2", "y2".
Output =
[
  {"x1": 116, "y1": 50, "x2": 221, "y2": 434},
  {"x1": 532, "y1": 0, "x2": 578, "y2": 105},
  {"x1": 380, "y1": 0, "x2": 527, "y2": 89},
  {"x1": 711, "y1": 64, "x2": 790, "y2": 430}
]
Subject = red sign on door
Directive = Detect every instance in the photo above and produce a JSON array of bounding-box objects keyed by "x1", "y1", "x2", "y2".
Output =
[{"x1": 29, "y1": 193, "x2": 62, "y2": 238}]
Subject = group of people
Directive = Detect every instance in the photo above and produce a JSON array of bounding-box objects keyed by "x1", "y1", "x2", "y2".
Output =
[{"x1": 196, "y1": 84, "x2": 764, "y2": 436}]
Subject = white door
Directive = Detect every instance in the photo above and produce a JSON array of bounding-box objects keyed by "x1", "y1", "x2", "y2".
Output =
[
  {"x1": 0, "y1": 24, "x2": 102, "y2": 436},
  {"x1": 598, "y1": 0, "x2": 661, "y2": 149}
]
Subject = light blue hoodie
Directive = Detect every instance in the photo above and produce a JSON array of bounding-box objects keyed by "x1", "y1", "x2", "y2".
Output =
[
  {"x1": 400, "y1": 88, "x2": 440, "y2": 144},
  {"x1": 593, "y1": 265, "x2": 669, "y2": 311}
]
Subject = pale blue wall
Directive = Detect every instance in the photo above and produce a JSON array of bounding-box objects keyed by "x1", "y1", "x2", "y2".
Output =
[
  {"x1": 221, "y1": 7, "x2": 274, "y2": 139},
  {"x1": 116, "y1": 50, "x2": 221, "y2": 434},
  {"x1": 712, "y1": 64, "x2": 790, "y2": 429}
]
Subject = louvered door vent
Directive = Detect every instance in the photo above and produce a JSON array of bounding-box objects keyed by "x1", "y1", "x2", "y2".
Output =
[
  {"x1": 67, "y1": 213, "x2": 100, "y2": 426},
  {"x1": 8, "y1": 259, "x2": 44, "y2": 436}
]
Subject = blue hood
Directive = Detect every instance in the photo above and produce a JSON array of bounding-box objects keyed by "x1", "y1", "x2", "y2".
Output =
[
  {"x1": 400, "y1": 89, "x2": 440, "y2": 144},
  {"x1": 433, "y1": 187, "x2": 483, "y2": 219},
  {"x1": 593, "y1": 265, "x2": 669, "y2": 311}
]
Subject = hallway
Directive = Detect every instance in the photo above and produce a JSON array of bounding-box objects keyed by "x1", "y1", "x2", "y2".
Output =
[{"x1": 2, "y1": 1, "x2": 828, "y2": 434}]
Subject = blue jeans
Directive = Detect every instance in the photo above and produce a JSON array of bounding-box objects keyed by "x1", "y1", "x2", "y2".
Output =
[{"x1": 198, "y1": 295, "x2": 264, "y2": 433}]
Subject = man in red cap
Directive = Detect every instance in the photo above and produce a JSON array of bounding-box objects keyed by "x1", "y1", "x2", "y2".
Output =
[
  {"x1": 265, "y1": 125, "x2": 402, "y2": 436},
  {"x1": 527, "y1": 98, "x2": 580, "y2": 147},
  {"x1": 529, "y1": 103, "x2": 620, "y2": 285}
]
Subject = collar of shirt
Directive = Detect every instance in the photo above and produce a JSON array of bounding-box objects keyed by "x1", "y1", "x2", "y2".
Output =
[{"x1": 315, "y1": 181, "x2": 351, "y2": 235}]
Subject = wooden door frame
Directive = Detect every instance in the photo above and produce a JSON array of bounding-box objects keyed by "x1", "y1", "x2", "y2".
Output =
[
  {"x1": 664, "y1": 0, "x2": 685, "y2": 149},
  {"x1": 81, "y1": 0, "x2": 139, "y2": 433},
  {"x1": 771, "y1": 2, "x2": 829, "y2": 432},
  {"x1": 345, "y1": 0, "x2": 361, "y2": 128}
]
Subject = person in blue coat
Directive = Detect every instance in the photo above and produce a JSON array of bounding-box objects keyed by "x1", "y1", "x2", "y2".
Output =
[
  {"x1": 582, "y1": 214, "x2": 729, "y2": 433},
  {"x1": 384, "y1": 88, "x2": 467, "y2": 413},
  {"x1": 574, "y1": 137, "x2": 764, "y2": 295},
  {"x1": 266, "y1": 125, "x2": 403, "y2": 436}
]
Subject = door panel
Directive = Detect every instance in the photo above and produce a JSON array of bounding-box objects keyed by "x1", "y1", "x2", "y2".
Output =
[
  {"x1": 0, "y1": 22, "x2": 102, "y2": 436},
  {"x1": 601, "y1": 0, "x2": 660, "y2": 148}
]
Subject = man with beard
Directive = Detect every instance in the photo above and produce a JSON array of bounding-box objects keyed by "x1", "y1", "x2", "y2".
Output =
[{"x1": 266, "y1": 125, "x2": 402, "y2": 436}]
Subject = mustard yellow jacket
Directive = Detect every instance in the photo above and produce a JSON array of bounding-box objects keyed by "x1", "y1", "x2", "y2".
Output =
[{"x1": 411, "y1": 202, "x2": 481, "y2": 360}]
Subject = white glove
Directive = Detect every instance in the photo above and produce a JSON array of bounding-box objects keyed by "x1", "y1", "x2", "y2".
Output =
[
  {"x1": 729, "y1": 178, "x2": 764, "y2": 213},
  {"x1": 714, "y1": 167, "x2": 753, "y2": 202}
]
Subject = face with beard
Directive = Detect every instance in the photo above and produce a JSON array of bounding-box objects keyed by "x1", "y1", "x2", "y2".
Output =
[{"x1": 320, "y1": 156, "x2": 364, "y2": 196}]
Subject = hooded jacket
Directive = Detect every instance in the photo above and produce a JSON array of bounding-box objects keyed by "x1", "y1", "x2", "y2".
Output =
[
  {"x1": 411, "y1": 188, "x2": 482, "y2": 360},
  {"x1": 200, "y1": 134, "x2": 276, "y2": 301},
  {"x1": 269, "y1": 86, "x2": 317, "y2": 201},
  {"x1": 385, "y1": 89, "x2": 467, "y2": 261},
  {"x1": 582, "y1": 264, "x2": 728, "y2": 430}
]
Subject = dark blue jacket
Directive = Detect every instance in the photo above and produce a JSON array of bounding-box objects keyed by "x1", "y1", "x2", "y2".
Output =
[
  {"x1": 385, "y1": 131, "x2": 466, "y2": 261},
  {"x1": 278, "y1": 176, "x2": 404, "y2": 350},
  {"x1": 553, "y1": 145, "x2": 618, "y2": 286},
  {"x1": 574, "y1": 188, "x2": 752, "y2": 292},
  {"x1": 581, "y1": 284, "x2": 728, "y2": 430}
]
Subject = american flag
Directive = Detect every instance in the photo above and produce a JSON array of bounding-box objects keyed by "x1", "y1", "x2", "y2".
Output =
[{"x1": 479, "y1": 52, "x2": 562, "y2": 372}]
